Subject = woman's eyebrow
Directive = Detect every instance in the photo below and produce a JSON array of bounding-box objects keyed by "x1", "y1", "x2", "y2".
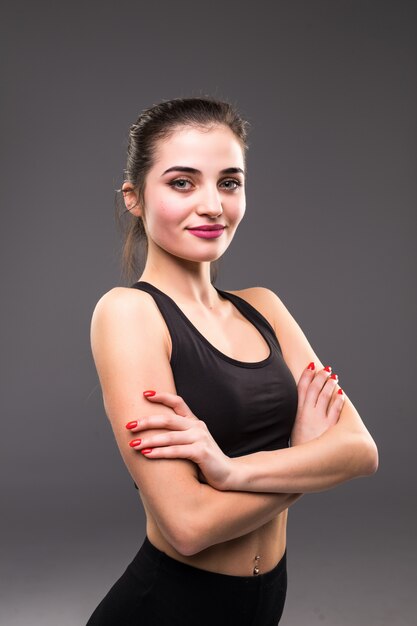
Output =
[{"x1": 161, "y1": 166, "x2": 245, "y2": 177}]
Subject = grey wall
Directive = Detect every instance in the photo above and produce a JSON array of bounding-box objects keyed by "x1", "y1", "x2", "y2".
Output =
[{"x1": 1, "y1": 1, "x2": 415, "y2": 624}]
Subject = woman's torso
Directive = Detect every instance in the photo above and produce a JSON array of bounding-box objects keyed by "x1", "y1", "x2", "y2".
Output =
[{"x1": 130, "y1": 280, "x2": 298, "y2": 576}]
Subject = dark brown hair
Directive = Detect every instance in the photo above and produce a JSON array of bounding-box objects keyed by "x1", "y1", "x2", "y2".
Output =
[{"x1": 115, "y1": 96, "x2": 250, "y2": 285}]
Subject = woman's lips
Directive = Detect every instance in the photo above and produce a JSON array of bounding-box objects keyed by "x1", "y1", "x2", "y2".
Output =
[{"x1": 187, "y1": 227, "x2": 225, "y2": 239}]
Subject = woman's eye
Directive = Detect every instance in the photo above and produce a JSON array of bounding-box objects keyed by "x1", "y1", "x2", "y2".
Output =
[
  {"x1": 169, "y1": 178, "x2": 193, "y2": 190},
  {"x1": 168, "y1": 178, "x2": 242, "y2": 191},
  {"x1": 220, "y1": 179, "x2": 242, "y2": 190}
]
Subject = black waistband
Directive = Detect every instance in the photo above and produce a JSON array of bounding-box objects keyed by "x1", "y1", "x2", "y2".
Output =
[{"x1": 134, "y1": 535, "x2": 287, "y2": 588}]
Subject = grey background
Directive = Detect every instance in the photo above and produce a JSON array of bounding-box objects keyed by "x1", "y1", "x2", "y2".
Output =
[{"x1": 1, "y1": 1, "x2": 415, "y2": 624}]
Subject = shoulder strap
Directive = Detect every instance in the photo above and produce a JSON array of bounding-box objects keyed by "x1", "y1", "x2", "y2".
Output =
[
  {"x1": 130, "y1": 281, "x2": 181, "y2": 367},
  {"x1": 215, "y1": 288, "x2": 282, "y2": 353}
]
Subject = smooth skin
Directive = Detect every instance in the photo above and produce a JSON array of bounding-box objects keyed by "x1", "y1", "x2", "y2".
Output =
[
  {"x1": 130, "y1": 352, "x2": 377, "y2": 494},
  {"x1": 127, "y1": 363, "x2": 346, "y2": 491},
  {"x1": 91, "y1": 123, "x2": 378, "y2": 576}
]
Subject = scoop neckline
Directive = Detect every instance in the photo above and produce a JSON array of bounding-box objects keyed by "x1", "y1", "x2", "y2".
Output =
[{"x1": 135, "y1": 281, "x2": 274, "y2": 369}]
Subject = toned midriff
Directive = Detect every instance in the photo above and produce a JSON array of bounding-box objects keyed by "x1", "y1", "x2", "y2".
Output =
[{"x1": 141, "y1": 495, "x2": 288, "y2": 577}]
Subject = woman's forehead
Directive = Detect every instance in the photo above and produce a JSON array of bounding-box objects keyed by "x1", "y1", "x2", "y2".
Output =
[{"x1": 153, "y1": 125, "x2": 244, "y2": 169}]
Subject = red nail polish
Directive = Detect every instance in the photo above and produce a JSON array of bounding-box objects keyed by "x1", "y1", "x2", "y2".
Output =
[
  {"x1": 129, "y1": 438, "x2": 142, "y2": 447},
  {"x1": 307, "y1": 362, "x2": 315, "y2": 370},
  {"x1": 329, "y1": 373, "x2": 338, "y2": 380},
  {"x1": 126, "y1": 420, "x2": 138, "y2": 429},
  {"x1": 143, "y1": 390, "x2": 156, "y2": 397},
  {"x1": 324, "y1": 366, "x2": 332, "y2": 372},
  {"x1": 141, "y1": 448, "x2": 153, "y2": 455},
  {"x1": 338, "y1": 388, "x2": 344, "y2": 395}
]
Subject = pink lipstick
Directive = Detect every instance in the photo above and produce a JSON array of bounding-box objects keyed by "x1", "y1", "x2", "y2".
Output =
[{"x1": 187, "y1": 225, "x2": 225, "y2": 239}]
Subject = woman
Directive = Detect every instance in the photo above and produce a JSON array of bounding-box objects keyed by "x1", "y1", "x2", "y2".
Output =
[{"x1": 87, "y1": 96, "x2": 378, "y2": 625}]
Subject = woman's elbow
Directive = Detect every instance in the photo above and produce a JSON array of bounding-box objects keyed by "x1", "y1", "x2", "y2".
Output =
[
  {"x1": 160, "y1": 484, "x2": 209, "y2": 556},
  {"x1": 169, "y1": 514, "x2": 204, "y2": 557},
  {"x1": 365, "y1": 438, "x2": 379, "y2": 475},
  {"x1": 357, "y1": 435, "x2": 379, "y2": 477},
  {"x1": 172, "y1": 532, "x2": 201, "y2": 557}
]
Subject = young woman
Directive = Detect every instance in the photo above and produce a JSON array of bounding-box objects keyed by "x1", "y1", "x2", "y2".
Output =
[{"x1": 86, "y1": 97, "x2": 378, "y2": 625}]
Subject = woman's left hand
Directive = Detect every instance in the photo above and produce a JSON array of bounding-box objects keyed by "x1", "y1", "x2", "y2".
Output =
[{"x1": 126, "y1": 391, "x2": 232, "y2": 491}]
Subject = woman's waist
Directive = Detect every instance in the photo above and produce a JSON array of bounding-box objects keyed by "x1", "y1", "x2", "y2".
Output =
[{"x1": 146, "y1": 510, "x2": 288, "y2": 577}]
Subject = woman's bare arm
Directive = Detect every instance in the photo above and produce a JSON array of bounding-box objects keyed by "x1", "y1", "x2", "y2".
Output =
[
  {"x1": 104, "y1": 286, "x2": 377, "y2": 498},
  {"x1": 90, "y1": 287, "x2": 302, "y2": 556},
  {"x1": 225, "y1": 397, "x2": 377, "y2": 493},
  {"x1": 221, "y1": 288, "x2": 379, "y2": 493}
]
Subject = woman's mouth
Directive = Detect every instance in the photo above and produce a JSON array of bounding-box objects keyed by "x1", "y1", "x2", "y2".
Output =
[{"x1": 187, "y1": 226, "x2": 225, "y2": 239}]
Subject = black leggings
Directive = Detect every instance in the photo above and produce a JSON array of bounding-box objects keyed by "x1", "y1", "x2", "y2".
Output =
[{"x1": 86, "y1": 535, "x2": 287, "y2": 626}]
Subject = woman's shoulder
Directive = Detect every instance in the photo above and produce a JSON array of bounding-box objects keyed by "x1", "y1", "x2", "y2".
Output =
[
  {"x1": 227, "y1": 285, "x2": 277, "y2": 300},
  {"x1": 225, "y1": 285, "x2": 284, "y2": 330},
  {"x1": 93, "y1": 285, "x2": 157, "y2": 314},
  {"x1": 91, "y1": 286, "x2": 171, "y2": 359},
  {"x1": 91, "y1": 286, "x2": 165, "y2": 333}
]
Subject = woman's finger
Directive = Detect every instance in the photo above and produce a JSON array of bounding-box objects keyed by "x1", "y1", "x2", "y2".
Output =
[
  {"x1": 303, "y1": 366, "x2": 332, "y2": 407},
  {"x1": 315, "y1": 373, "x2": 339, "y2": 413},
  {"x1": 297, "y1": 362, "x2": 316, "y2": 408},
  {"x1": 126, "y1": 413, "x2": 192, "y2": 432},
  {"x1": 137, "y1": 443, "x2": 200, "y2": 460},
  {"x1": 326, "y1": 388, "x2": 345, "y2": 426},
  {"x1": 142, "y1": 390, "x2": 196, "y2": 419},
  {"x1": 129, "y1": 429, "x2": 196, "y2": 450}
]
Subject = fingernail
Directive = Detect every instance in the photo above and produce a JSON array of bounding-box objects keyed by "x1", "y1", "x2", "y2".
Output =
[
  {"x1": 338, "y1": 388, "x2": 344, "y2": 395},
  {"x1": 143, "y1": 390, "x2": 156, "y2": 397},
  {"x1": 324, "y1": 366, "x2": 332, "y2": 372},
  {"x1": 329, "y1": 373, "x2": 338, "y2": 380},
  {"x1": 126, "y1": 420, "x2": 138, "y2": 429},
  {"x1": 307, "y1": 362, "x2": 315, "y2": 370},
  {"x1": 141, "y1": 448, "x2": 153, "y2": 455},
  {"x1": 129, "y1": 438, "x2": 142, "y2": 447}
]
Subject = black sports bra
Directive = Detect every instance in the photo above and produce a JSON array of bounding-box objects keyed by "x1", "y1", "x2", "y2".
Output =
[{"x1": 130, "y1": 281, "x2": 298, "y2": 489}]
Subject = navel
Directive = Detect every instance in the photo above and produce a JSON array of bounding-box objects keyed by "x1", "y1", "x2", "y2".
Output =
[{"x1": 253, "y1": 554, "x2": 261, "y2": 576}]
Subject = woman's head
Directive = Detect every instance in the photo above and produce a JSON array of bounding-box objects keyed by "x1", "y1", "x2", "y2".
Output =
[{"x1": 115, "y1": 97, "x2": 249, "y2": 281}]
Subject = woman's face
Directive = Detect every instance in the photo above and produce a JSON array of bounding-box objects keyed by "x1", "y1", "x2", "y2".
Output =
[{"x1": 124, "y1": 124, "x2": 246, "y2": 265}]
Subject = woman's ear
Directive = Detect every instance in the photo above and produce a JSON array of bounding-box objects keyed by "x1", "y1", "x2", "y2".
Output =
[{"x1": 122, "y1": 182, "x2": 142, "y2": 218}]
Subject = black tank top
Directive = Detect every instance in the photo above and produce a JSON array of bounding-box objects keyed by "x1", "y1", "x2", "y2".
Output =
[{"x1": 130, "y1": 281, "x2": 298, "y2": 489}]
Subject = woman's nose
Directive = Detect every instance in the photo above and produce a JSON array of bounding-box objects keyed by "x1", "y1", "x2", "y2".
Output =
[
  {"x1": 196, "y1": 189, "x2": 223, "y2": 217},
  {"x1": 202, "y1": 204, "x2": 223, "y2": 218}
]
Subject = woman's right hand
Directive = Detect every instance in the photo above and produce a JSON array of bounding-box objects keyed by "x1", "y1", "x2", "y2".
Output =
[
  {"x1": 127, "y1": 390, "x2": 235, "y2": 491},
  {"x1": 290, "y1": 363, "x2": 345, "y2": 447}
]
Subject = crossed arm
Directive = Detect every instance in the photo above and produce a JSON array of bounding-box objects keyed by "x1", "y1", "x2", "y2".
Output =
[
  {"x1": 91, "y1": 288, "x2": 302, "y2": 556},
  {"x1": 129, "y1": 287, "x2": 378, "y2": 495},
  {"x1": 91, "y1": 286, "x2": 378, "y2": 556},
  {"x1": 131, "y1": 376, "x2": 377, "y2": 496}
]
